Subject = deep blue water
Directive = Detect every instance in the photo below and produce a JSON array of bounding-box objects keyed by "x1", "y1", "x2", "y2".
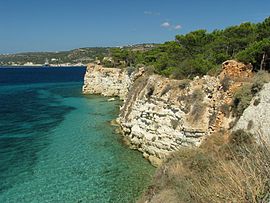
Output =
[{"x1": 0, "y1": 67, "x2": 154, "y2": 203}]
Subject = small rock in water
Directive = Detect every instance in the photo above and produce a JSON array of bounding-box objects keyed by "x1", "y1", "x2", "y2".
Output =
[{"x1": 108, "y1": 98, "x2": 116, "y2": 102}]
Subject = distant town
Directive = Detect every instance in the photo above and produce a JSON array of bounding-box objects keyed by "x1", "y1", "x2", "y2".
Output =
[{"x1": 0, "y1": 44, "x2": 156, "y2": 67}]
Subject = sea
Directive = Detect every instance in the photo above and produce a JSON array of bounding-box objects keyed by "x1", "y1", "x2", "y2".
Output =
[{"x1": 0, "y1": 67, "x2": 154, "y2": 203}]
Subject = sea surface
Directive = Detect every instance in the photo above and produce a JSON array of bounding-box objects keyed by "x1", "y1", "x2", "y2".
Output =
[{"x1": 0, "y1": 67, "x2": 154, "y2": 203}]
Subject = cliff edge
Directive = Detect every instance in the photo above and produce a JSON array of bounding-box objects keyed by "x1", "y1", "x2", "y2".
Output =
[
  {"x1": 81, "y1": 61, "x2": 270, "y2": 166},
  {"x1": 83, "y1": 63, "x2": 132, "y2": 100}
]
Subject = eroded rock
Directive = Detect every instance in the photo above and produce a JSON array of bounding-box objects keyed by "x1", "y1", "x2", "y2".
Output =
[{"x1": 82, "y1": 61, "x2": 258, "y2": 165}]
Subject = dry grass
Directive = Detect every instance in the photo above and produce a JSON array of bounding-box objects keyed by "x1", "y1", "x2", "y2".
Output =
[{"x1": 140, "y1": 130, "x2": 270, "y2": 203}]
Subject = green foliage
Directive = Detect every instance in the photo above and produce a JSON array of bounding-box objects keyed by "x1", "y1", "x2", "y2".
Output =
[
  {"x1": 232, "y1": 84, "x2": 253, "y2": 117},
  {"x1": 108, "y1": 17, "x2": 270, "y2": 79},
  {"x1": 0, "y1": 47, "x2": 109, "y2": 65},
  {"x1": 229, "y1": 129, "x2": 254, "y2": 146},
  {"x1": 230, "y1": 71, "x2": 270, "y2": 118},
  {"x1": 256, "y1": 17, "x2": 270, "y2": 40},
  {"x1": 251, "y1": 70, "x2": 270, "y2": 94},
  {"x1": 236, "y1": 38, "x2": 270, "y2": 70},
  {"x1": 178, "y1": 79, "x2": 190, "y2": 89}
]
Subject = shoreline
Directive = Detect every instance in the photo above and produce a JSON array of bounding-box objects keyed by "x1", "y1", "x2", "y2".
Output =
[
  {"x1": 0, "y1": 65, "x2": 86, "y2": 68},
  {"x1": 81, "y1": 61, "x2": 262, "y2": 167}
]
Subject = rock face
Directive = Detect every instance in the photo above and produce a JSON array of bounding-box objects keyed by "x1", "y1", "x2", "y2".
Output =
[
  {"x1": 220, "y1": 60, "x2": 253, "y2": 80},
  {"x1": 117, "y1": 74, "x2": 227, "y2": 163},
  {"x1": 82, "y1": 63, "x2": 132, "y2": 100},
  {"x1": 82, "y1": 60, "x2": 256, "y2": 165},
  {"x1": 234, "y1": 82, "x2": 270, "y2": 143}
]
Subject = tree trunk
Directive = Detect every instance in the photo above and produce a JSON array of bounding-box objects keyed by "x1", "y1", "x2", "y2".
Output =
[{"x1": 260, "y1": 52, "x2": 266, "y2": 71}]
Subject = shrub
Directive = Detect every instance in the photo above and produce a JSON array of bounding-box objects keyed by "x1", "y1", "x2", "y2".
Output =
[
  {"x1": 178, "y1": 79, "x2": 190, "y2": 89},
  {"x1": 231, "y1": 71, "x2": 270, "y2": 119},
  {"x1": 247, "y1": 120, "x2": 254, "y2": 130},
  {"x1": 170, "y1": 119, "x2": 179, "y2": 130},
  {"x1": 229, "y1": 129, "x2": 254, "y2": 146},
  {"x1": 126, "y1": 66, "x2": 136, "y2": 76},
  {"x1": 231, "y1": 84, "x2": 253, "y2": 118},
  {"x1": 140, "y1": 130, "x2": 270, "y2": 203},
  {"x1": 251, "y1": 70, "x2": 270, "y2": 94},
  {"x1": 146, "y1": 85, "x2": 155, "y2": 98},
  {"x1": 144, "y1": 65, "x2": 156, "y2": 75},
  {"x1": 253, "y1": 98, "x2": 260, "y2": 106},
  {"x1": 207, "y1": 65, "x2": 222, "y2": 77},
  {"x1": 220, "y1": 76, "x2": 232, "y2": 91}
]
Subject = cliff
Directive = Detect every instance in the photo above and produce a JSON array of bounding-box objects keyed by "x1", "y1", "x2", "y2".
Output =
[
  {"x1": 234, "y1": 82, "x2": 270, "y2": 143},
  {"x1": 117, "y1": 74, "x2": 222, "y2": 165},
  {"x1": 82, "y1": 63, "x2": 132, "y2": 99},
  {"x1": 82, "y1": 61, "x2": 269, "y2": 166}
]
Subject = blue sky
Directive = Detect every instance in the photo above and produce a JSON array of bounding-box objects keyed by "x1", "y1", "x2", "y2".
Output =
[{"x1": 0, "y1": 0, "x2": 269, "y2": 53}]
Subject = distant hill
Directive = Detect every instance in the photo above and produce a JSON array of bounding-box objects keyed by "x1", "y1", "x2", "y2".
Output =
[{"x1": 0, "y1": 47, "x2": 110, "y2": 66}]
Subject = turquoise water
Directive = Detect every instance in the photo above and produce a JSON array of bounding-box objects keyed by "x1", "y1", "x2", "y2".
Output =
[{"x1": 0, "y1": 68, "x2": 154, "y2": 203}]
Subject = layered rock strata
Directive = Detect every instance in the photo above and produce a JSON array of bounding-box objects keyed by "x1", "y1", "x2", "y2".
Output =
[
  {"x1": 117, "y1": 75, "x2": 224, "y2": 164},
  {"x1": 83, "y1": 61, "x2": 258, "y2": 166},
  {"x1": 82, "y1": 63, "x2": 132, "y2": 99}
]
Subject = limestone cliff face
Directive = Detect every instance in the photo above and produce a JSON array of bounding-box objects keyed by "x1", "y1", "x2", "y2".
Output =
[
  {"x1": 116, "y1": 60, "x2": 254, "y2": 165},
  {"x1": 82, "y1": 60, "x2": 255, "y2": 165},
  {"x1": 82, "y1": 63, "x2": 132, "y2": 100},
  {"x1": 234, "y1": 82, "x2": 270, "y2": 143},
  {"x1": 117, "y1": 74, "x2": 226, "y2": 163}
]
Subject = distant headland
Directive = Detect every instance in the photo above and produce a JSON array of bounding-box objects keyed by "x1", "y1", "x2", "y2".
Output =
[{"x1": 0, "y1": 44, "x2": 156, "y2": 67}]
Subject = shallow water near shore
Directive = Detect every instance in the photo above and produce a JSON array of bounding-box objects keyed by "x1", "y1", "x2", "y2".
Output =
[{"x1": 0, "y1": 67, "x2": 154, "y2": 203}]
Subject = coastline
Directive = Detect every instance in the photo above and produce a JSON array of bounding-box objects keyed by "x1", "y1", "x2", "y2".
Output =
[
  {"x1": 0, "y1": 65, "x2": 86, "y2": 68},
  {"x1": 82, "y1": 62, "x2": 269, "y2": 167},
  {"x1": 0, "y1": 68, "x2": 154, "y2": 202}
]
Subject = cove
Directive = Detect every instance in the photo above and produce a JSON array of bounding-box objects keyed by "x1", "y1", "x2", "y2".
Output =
[{"x1": 0, "y1": 67, "x2": 154, "y2": 203}]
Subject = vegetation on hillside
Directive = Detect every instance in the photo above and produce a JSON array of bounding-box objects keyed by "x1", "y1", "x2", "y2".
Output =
[
  {"x1": 222, "y1": 70, "x2": 270, "y2": 119},
  {"x1": 0, "y1": 47, "x2": 109, "y2": 66},
  {"x1": 139, "y1": 130, "x2": 270, "y2": 203},
  {"x1": 107, "y1": 17, "x2": 270, "y2": 79}
]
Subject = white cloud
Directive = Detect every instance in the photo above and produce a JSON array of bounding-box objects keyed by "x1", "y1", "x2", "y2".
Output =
[
  {"x1": 174, "y1": 25, "x2": 182, "y2": 30},
  {"x1": 144, "y1": 11, "x2": 160, "y2": 16},
  {"x1": 161, "y1": 22, "x2": 170, "y2": 28},
  {"x1": 144, "y1": 11, "x2": 152, "y2": 15},
  {"x1": 161, "y1": 22, "x2": 182, "y2": 31}
]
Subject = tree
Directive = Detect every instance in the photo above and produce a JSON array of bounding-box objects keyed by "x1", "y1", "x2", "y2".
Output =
[
  {"x1": 256, "y1": 17, "x2": 270, "y2": 40},
  {"x1": 176, "y1": 30, "x2": 211, "y2": 56},
  {"x1": 236, "y1": 38, "x2": 270, "y2": 71}
]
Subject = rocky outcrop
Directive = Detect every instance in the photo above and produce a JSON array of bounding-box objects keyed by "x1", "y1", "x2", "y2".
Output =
[
  {"x1": 82, "y1": 63, "x2": 132, "y2": 99},
  {"x1": 82, "y1": 60, "x2": 255, "y2": 166},
  {"x1": 234, "y1": 82, "x2": 270, "y2": 143},
  {"x1": 117, "y1": 74, "x2": 226, "y2": 164},
  {"x1": 220, "y1": 60, "x2": 253, "y2": 80},
  {"x1": 116, "y1": 60, "x2": 254, "y2": 165}
]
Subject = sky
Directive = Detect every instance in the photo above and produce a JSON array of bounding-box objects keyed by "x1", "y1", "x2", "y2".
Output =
[{"x1": 0, "y1": 0, "x2": 269, "y2": 54}]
